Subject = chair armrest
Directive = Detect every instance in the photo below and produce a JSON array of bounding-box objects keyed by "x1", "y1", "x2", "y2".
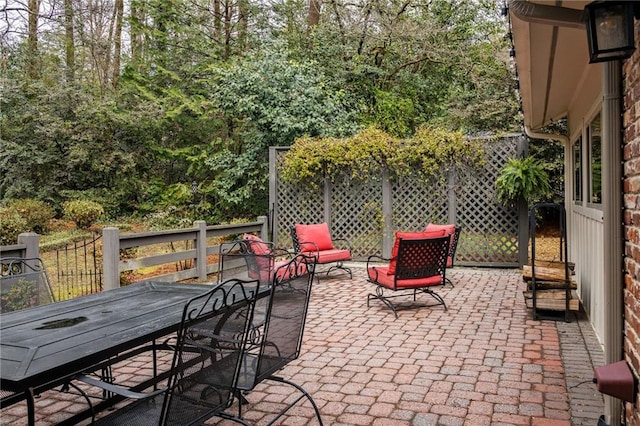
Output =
[
  {"x1": 271, "y1": 248, "x2": 294, "y2": 260},
  {"x1": 295, "y1": 240, "x2": 320, "y2": 256},
  {"x1": 366, "y1": 255, "x2": 389, "y2": 270},
  {"x1": 75, "y1": 374, "x2": 166, "y2": 400}
]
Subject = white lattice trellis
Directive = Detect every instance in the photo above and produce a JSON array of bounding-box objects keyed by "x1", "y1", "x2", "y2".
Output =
[{"x1": 270, "y1": 134, "x2": 525, "y2": 266}]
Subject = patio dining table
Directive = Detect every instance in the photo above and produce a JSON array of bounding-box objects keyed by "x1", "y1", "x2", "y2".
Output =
[{"x1": 0, "y1": 280, "x2": 257, "y2": 425}]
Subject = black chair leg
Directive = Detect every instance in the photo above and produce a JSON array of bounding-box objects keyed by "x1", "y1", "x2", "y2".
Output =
[{"x1": 266, "y1": 376, "x2": 323, "y2": 426}]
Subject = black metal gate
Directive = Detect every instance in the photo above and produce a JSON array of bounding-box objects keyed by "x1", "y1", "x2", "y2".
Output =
[{"x1": 54, "y1": 233, "x2": 103, "y2": 300}]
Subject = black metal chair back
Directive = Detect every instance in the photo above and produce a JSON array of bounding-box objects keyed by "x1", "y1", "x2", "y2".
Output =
[
  {"x1": 218, "y1": 239, "x2": 285, "y2": 285},
  {"x1": 0, "y1": 257, "x2": 55, "y2": 313},
  {"x1": 90, "y1": 278, "x2": 263, "y2": 426},
  {"x1": 237, "y1": 253, "x2": 315, "y2": 389},
  {"x1": 233, "y1": 253, "x2": 323, "y2": 424},
  {"x1": 394, "y1": 236, "x2": 450, "y2": 284},
  {"x1": 449, "y1": 226, "x2": 462, "y2": 267},
  {"x1": 257, "y1": 253, "x2": 314, "y2": 381}
]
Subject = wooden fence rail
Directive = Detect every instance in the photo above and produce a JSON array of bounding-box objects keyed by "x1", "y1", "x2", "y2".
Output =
[
  {"x1": 0, "y1": 217, "x2": 269, "y2": 293},
  {"x1": 103, "y1": 217, "x2": 269, "y2": 290}
]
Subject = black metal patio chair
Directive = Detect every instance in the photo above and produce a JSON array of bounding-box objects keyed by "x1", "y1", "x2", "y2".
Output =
[
  {"x1": 217, "y1": 235, "x2": 293, "y2": 285},
  {"x1": 230, "y1": 252, "x2": 324, "y2": 425},
  {"x1": 366, "y1": 233, "x2": 450, "y2": 319},
  {"x1": 76, "y1": 278, "x2": 264, "y2": 426}
]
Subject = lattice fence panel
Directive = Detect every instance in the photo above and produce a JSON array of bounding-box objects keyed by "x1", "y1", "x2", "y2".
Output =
[
  {"x1": 271, "y1": 134, "x2": 523, "y2": 267},
  {"x1": 274, "y1": 152, "x2": 324, "y2": 249},
  {"x1": 330, "y1": 176, "x2": 383, "y2": 259},
  {"x1": 455, "y1": 136, "x2": 521, "y2": 265},
  {"x1": 392, "y1": 176, "x2": 448, "y2": 232}
]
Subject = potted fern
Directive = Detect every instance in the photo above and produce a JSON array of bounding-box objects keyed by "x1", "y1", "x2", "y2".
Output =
[{"x1": 495, "y1": 156, "x2": 550, "y2": 207}]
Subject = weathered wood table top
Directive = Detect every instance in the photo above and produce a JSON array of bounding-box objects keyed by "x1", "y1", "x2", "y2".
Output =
[{"x1": 0, "y1": 281, "x2": 212, "y2": 392}]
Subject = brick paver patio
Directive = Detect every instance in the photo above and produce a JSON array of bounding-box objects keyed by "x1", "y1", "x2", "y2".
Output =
[{"x1": 0, "y1": 266, "x2": 604, "y2": 425}]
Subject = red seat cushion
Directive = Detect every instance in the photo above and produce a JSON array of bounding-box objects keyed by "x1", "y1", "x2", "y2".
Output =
[
  {"x1": 273, "y1": 258, "x2": 311, "y2": 281},
  {"x1": 242, "y1": 233, "x2": 271, "y2": 255},
  {"x1": 295, "y1": 223, "x2": 334, "y2": 252},
  {"x1": 313, "y1": 248, "x2": 351, "y2": 264},
  {"x1": 368, "y1": 266, "x2": 443, "y2": 289},
  {"x1": 388, "y1": 230, "x2": 446, "y2": 275},
  {"x1": 424, "y1": 223, "x2": 457, "y2": 267}
]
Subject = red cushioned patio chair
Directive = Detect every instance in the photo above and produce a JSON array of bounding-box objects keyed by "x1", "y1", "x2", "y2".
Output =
[
  {"x1": 424, "y1": 223, "x2": 462, "y2": 287},
  {"x1": 291, "y1": 222, "x2": 352, "y2": 281},
  {"x1": 218, "y1": 234, "x2": 293, "y2": 285},
  {"x1": 366, "y1": 232, "x2": 450, "y2": 318}
]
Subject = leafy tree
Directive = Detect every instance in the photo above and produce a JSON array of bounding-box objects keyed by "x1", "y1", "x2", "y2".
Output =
[{"x1": 1, "y1": 0, "x2": 521, "y2": 224}]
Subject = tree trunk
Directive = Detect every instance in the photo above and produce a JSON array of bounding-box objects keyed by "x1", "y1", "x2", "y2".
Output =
[
  {"x1": 238, "y1": 0, "x2": 248, "y2": 52},
  {"x1": 27, "y1": 0, "x2": 40, "y2": 79},
  {"x1": 213, "y1": 0, "x2": 221, "y2": 40},
  {"x1": 112, "y1": 0, "x2": 123, "y2": 88},
  {"x1": 307, "y1": 0, "x2": 321, "y2": 30},
  {"x1": 130, "y1": 0, "x2": 143, "y2": 66},
  {"x1": 223, "y1": 3, "x2": 231, "y2": 59},
  {"x1": 63, "y1": 0, "x2": 75, "y2": 83}
]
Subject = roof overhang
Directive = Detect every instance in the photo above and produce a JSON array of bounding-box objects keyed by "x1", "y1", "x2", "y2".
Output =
[{"x1": 509, "y1": 0, "x2": 599, "y2": 132}]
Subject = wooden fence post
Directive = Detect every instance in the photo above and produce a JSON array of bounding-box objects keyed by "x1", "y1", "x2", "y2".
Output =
[
  {"x1": 194, "y1": 220, "x2": 207, "y2": 281},
  {"x1": 324, "y1": 176, "x2": 331, "y2": 226},
  {"x1": 103, "y1": 227, "x2": 120, "y2": 290},
  {"x1": 258, "y1": 216, "x2": 268, "y2": 241},
  {"x1": 447, "y1": 170, "x2": 457, "y2": 225},
  {"x1": 382, "y1": 168, "x2": 393, "y2": 258},
  {"x1": 17, "y1": 233, "x2": 39, "y2": 261}
]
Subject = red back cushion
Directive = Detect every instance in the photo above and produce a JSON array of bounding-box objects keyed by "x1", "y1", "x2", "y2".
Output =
[
  {"x1": 424, "y1": 223, "x2": 456, "y2": 236},
  {"x1": 424, "y1": 223, "x2": 456, "y2": 257},
  {"x1": 388, "y1": 230, "x2": 446, "y2": 275},
  {"x1": 242, "y1": 233, "x2": 271, "y2": 255},
  {"x1": 295, "y1": 223, "x2": 334, "y2": 252}
]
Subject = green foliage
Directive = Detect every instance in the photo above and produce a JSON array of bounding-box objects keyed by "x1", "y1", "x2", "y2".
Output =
[
  {"x1": 369, "y1": 90, "x2": 416, "y2": 138},
  {"x1": 281, "y1": 125, "x2": 485, "y2": 185},
  {"x1": 210, "y1": 49, "x2": 361, "y2": 146},
  {"x1": 5, "y1": 199, "x2": 55, "y2": 233},
  {"x1": 0, "y1": 278, "x2": 38, "y2": 313},
  {"x1": 63, "y1": 200, "x2": 105, "y2": 229},
  {"x1": 1, "y1": 0, "x2": 520, "y2": 222},
  {"x1": 281, "y1": 127, "x2": 398, "y2": 187},
  {"x1": 391, "y1": 126, "x2": 486, "y2": 179},
  {"x1": 495, "y1": 156, "x2": 551, "y2": 206},
  {"x1": 0, "y1": 208, "x2": 28, "y2": 245}
]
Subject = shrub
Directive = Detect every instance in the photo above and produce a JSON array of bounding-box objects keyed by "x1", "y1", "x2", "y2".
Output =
[
  {"x1": 0, "y1": 208, "x2": 28, "y2": 245},
  {"x1": 6, "y1": 198, "x2": 55, "y2": 233},
  {"x1": 63, "y1": 200, "x2": 104, "y2": 229}
]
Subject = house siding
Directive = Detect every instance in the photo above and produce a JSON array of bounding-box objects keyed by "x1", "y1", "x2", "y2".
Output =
[{"x1": 621, "y1": 19, "x2": 640, "y2": 426}]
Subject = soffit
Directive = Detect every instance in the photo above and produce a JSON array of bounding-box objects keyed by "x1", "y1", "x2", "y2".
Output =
[{"x1": 510, "y1": 0, "x2": 598, "y2": 131}]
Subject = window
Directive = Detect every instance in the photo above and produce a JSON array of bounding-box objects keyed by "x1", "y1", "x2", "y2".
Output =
[
  {"x1": 588, "y1": 113, "x2": 601, "y2": 204},
  {"x1": 573, "y1": 137, "x2": 582, "y2": 202}
]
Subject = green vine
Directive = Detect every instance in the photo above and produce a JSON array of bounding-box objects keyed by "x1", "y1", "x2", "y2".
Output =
[{"x1": 280, "y1": 125, "x2": 485, "y2": 186}]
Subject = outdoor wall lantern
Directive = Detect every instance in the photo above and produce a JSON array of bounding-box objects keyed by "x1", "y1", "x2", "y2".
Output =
[{"x1": 585, "y1": 1, "x2": 638, "y2": 63}]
